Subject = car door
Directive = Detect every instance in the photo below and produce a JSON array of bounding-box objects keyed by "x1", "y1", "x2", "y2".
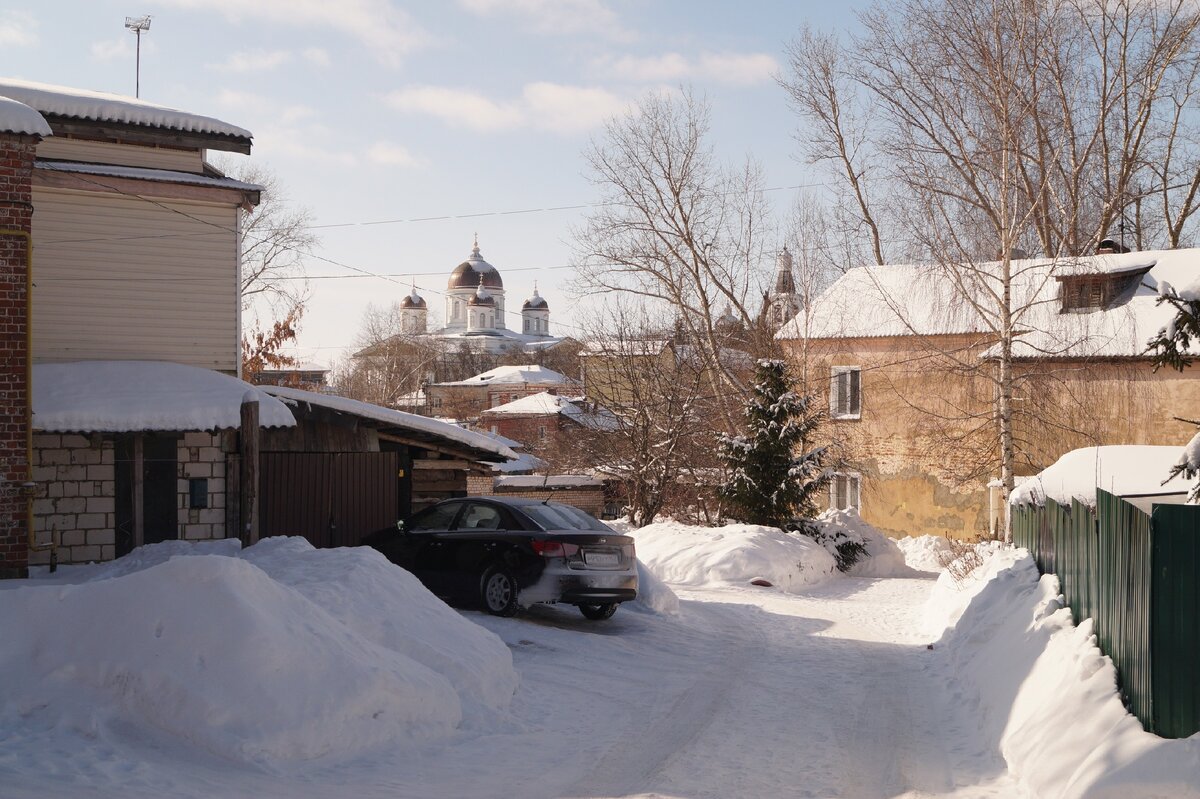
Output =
[{"x1": 402, "y1": 501, "x2": 465, "y2": 595}]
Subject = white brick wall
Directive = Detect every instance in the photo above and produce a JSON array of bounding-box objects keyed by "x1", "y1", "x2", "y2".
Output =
[{"x1": 30, "y1": 431, "x2": 230, "y2": 566}]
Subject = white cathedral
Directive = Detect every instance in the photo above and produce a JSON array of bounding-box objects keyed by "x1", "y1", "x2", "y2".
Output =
[{"x1": 397, "y1": 238, "x2": 563, "y2": 354}]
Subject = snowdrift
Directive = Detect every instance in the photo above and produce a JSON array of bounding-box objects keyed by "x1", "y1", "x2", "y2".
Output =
[
  {"x1": 929, "y1": 548, "x2": 1200, "y2": 798},
  {"x1": 0, "y1": 538, "x2": 518, "y2": 766},
  {"x1": 895, "y1": 534, "x2": 954, "y2": 572},
  {"x1": 632, "y1": 520, "x2": 837, "y2": 592},
  {"x1": 627, "y1": 559, "x2": 680, "y2": 615}
]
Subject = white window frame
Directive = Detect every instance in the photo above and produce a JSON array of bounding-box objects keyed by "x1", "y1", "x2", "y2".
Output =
[
  {"x1": 830, "y1": 366, "x2": 862, "y2": 419},
  {"x1": 829, "y1": 471, "x2": 862, "y2": 512}
]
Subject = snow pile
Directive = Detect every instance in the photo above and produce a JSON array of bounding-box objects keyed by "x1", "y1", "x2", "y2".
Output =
[
  {"x1": 627, "y1": 559, "x2": 680, "y2": 615},
  {"x1": 1, "y1": 538, "x2": 517, "y2": 766},
  {"x1": 632, "y1": 520, "x2": 837, "y2": 592},
  {"x1": 895, "y1": 534, "x2": 954, "y2": 572},
  {"x1": 240, "y1": 538, "x2": 518, "y2": 711},
  {"x1": 811, "y1": 509, "x2": 914, "y2": 577},
  {"x1": 928, "y1": 548, "x2": 1200, "y2": 797},
  {"x1": 1009, "y1": 445, "x2": 1191, "y2": 507}
]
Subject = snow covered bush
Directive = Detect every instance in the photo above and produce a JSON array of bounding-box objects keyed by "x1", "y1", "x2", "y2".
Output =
[
  {"x1": 718, "y1": 359, "x2": 828, "y2": 529},
  {"x1": 810, "y1": 508, "x2": 911, "y2": 576}
]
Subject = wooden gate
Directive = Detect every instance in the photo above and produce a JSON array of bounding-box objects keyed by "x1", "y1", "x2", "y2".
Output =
[{"x1": 260, "y1": 452, "x2": 399, "y2": 548}]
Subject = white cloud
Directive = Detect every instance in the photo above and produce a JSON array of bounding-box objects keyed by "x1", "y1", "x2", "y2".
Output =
[
  {"x1": 385, "y1": 83, "x2": 627, "y2": 134},
  {"x1": 0, "y1": 11, "x2": 38, "y2": 47},
  {"x1": 280, "y1": 105, "x2": 317, "y2": 124},
  {"x1": 521, "y1": 82, "x2": 627, "y2": 133},
  {"x1": 90, "y1": 38, "x2": 133, "y2": 61},
  {"x1": 157, "y1": 0, "x2": 431, "y2": 67},
  {"x1": 207, "y1": 49, "x2": 292, "y2": 72},
  {"x1": 214, "y1": 88, "x2": 266, "y2": 109},
  {"x1": 458, "y1": 0, "x2": 631, "y2": 40},
  {"x1": 367, "y1": 141, "x2": 424, "y2": 168},
  {"x1": 302, "y1": 48, "x2": 331, "y2": 67},
  {"x1": 602, "y1": 51, "x2": 779, "y2": 86},
  {"x1": 385, "y1": 86, "x2": 524, "y2": 131}
]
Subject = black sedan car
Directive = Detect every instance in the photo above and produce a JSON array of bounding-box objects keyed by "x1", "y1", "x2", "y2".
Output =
[{"x1": 364, "y1": 496, "x2": 638, "y2": 620}]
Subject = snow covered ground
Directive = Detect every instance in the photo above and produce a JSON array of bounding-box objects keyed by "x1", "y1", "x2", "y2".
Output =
[{"x1": 1, "y1": 525, "x2": 1195, "y2": 798}]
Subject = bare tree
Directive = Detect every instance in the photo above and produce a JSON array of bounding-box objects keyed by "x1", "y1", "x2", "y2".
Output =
[
  {"x1": 572, "y1": 89, "x2": 775, "y2": 432},
  {"x1": 558, "y1": 302, "x2": 721, "y2": 526},
  {"x1": 333, "y1": 302, "x2": 442, "y2": 409},
  {"x1": 208, "y1": 157, "x2": 316, "y2": 314}
]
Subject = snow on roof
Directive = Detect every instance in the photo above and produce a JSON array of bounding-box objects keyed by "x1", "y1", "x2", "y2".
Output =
[
  {"x1": 260, "y1": 386, "x2": 515, "y2": 461},
  {"x1": 482, "y1": 392, "x2": 620, "y2": 431},
  {"x1": 492, "y1": 451, "x2": 545, "y2": 474},
  {"x1": 439, "y1": 365, "x2": 577, "y2": 386},
  {"x1": 1009, "y1": 445, "x2": 1193, "y2": 507},
  {"x1": 495, "y1": 474, "x2": 603, "y2": 489},
  {"x1": 37, "y1": 160, "x2": 261, "y2": 193},
  {"x1": 779, "y1": 248, "x2": 1200, "y2": 359},
  {"x1": 0, "y1": 78, "x2": 251, "y2": 140},
  {"x1": 0, "y1": 94, "x2": 50, "y2": 136},
  {"x1": 33, "y1": 361, "x2": 296, "y2": 432},
  {"x1": 581, "y1": 339, "x2": 671, "y2": 357}
]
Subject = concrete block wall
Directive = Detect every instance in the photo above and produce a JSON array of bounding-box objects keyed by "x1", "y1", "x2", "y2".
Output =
[
  {"x1": 31, "y1": 431, "x2": 230, "y2": 565},
  {"x1": 30, "y1": 433, "x2": 116, "y2": 565},
  {"x1": 177, "y1": 431, "x2": 227, "y2": 541}
]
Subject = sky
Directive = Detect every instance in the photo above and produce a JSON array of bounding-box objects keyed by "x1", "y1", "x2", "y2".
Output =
[{"x1": 2, "y1": 0, "x2": 860, "y2": 368}]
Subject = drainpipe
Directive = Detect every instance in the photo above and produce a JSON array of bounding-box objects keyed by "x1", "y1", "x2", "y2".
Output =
[{"x1": 0, "y1": 227, "x2": 56, "y2": 572}]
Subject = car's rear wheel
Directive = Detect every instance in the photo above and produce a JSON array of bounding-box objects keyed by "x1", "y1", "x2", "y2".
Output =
[
  {"x1": 578, "y1": 602, "x2": 618, "y2": 620},
  {"x1": 480, "y1": 566, "x2": 520, "y2": 617}
]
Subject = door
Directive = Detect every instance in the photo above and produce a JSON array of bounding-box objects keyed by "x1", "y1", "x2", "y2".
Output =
[
  {"x1": 260, "y1": 452, "x2": 399, "y2": 548},
  {"x1": 114, "y1": 433, "x2": 180, "y2": 557}
]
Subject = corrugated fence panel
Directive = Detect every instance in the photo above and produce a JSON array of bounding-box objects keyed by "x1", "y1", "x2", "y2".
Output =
[
  {"x1": 1149, "y1": 504, "x2": 1200, "y2": 739},
  {"x1": 1096, "y1": 489, "x2": 1153, "y2": 728}
]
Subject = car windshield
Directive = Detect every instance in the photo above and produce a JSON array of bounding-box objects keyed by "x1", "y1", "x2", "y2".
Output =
[{"x1": 522, "y1": 503, "x2": 612, "y2": 532}]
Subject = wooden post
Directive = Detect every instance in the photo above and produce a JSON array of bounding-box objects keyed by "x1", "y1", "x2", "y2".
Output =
[{"x1": 240, "y1": 393, "x2": 260, "y2": 546}]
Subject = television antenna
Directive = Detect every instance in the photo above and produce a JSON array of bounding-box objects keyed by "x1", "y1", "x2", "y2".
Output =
[{"x1": 124, "y1": 15, "x2": 152, "y2": 97}]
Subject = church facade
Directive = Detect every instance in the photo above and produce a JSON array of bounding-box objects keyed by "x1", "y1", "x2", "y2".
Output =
[{"x1": 398, "y1": 238, "x2": 564, "y2": 355}]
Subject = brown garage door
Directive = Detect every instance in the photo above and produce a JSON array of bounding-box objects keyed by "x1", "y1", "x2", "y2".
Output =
[{"x1": 260, "y1": 452, "x2": 398, "y2": 548}]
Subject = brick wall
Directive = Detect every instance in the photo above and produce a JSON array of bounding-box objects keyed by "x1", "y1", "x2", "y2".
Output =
[
  {"x1": 0, "y1": 135, "x2": 36, "y2": 578},
  {"x1": 30, "y1": 431, "x2": 230, "y2": 566}
]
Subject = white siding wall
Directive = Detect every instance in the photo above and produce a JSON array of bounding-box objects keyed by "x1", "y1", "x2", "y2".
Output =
[
  {"x1": 36, "y1": 138, "x2": 204, "y2": 172},
  {"x1": 31, "y1": 187, "x2": 240, "y2": 372}
]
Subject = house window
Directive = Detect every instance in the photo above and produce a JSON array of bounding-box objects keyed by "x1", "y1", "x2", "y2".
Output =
[
  {"x1": 830, "y1": 367, "x2": 861, "y2": 419},
  {"x1": 538, "y1": 425, "x2": 546, "y2": 439},
  {"x1": 829, "y1": 472, "x2": 861, "y2": 511},
  {"x1": 524, "y1": 319, "x2": 530, "y2": 333}
]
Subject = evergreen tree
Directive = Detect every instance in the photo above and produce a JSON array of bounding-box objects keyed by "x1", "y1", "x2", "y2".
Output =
[{"x1": 718, "y1": 359, "x2": 829, "y2": 529}]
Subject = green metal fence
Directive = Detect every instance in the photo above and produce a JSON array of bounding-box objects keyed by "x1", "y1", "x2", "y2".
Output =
[{"x1": 1011, "y1": 489, "x2": 1198, "y2": 738}]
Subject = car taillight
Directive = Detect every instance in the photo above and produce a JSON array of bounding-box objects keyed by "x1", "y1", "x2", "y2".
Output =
[
  {"x1": 622, "y1": 544, "x2": 635, "y2": 560},
  {"x1": 532, "y1": 540, "x2": 580, "y2": 557}
]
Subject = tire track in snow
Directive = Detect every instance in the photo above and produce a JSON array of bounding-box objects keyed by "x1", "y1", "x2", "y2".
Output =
[{"x1": 565, "y1": 602, "x2": 766, "y2": 798}]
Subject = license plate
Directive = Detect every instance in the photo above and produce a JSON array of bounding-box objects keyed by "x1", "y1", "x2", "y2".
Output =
[{"x1": 584, "y1": 551, "x2": 619, "y2": 567}]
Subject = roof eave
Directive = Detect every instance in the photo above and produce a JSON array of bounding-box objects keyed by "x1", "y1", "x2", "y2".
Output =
[{"x1": 43, "y1": 115, "x2": 253, "y2": 154}]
